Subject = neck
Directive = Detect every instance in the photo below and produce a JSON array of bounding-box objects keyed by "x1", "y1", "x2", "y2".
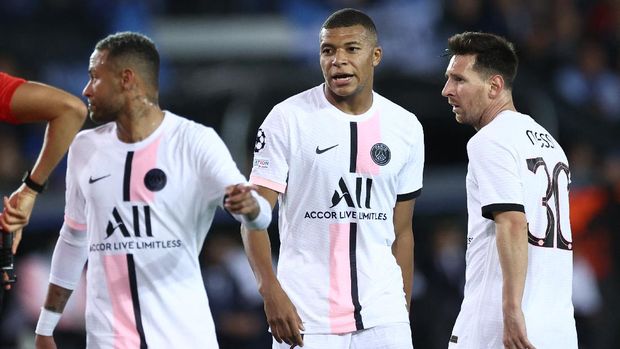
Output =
[
  {"x1": 324, "y1": 85, "x2": 373, "y2": 115},
  {"x1": 116, "y1": 96, "x2": 164, "y2": 143},
  {"x1": 475, "y1": 95, "x2": 516, "y2": 131}
]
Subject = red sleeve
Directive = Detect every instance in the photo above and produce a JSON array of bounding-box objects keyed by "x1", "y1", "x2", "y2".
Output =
[{"x1": 0, "y1": 72, "x2": 27, "y2": 124}]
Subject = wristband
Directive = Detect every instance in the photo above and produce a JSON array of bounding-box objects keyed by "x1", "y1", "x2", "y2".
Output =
[
  {"x1": 35, "y1": 307, "x2": 62, "y2": 336},
  {"x1": 22, "y1": 170, "x2": 47, "y2": 193},
  {"x1": 242, "y1": 191, "x2": 272, "y2": 230}
]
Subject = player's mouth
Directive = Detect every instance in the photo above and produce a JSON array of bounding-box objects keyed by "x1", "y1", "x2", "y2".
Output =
[
  {"x1": 448, "y1": 101, "x2": 460, "y2": 113},
  {"x1": 331, "y1": 73, "x2": 354, "y2": 86}
]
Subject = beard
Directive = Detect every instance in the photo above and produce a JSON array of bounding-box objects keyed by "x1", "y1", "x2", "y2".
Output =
[
  {"x1": 454, "y1": 112, "x2": 468, "y2": 126},
  {"x1": 88, "y1": 103, "x2": 120, "y2": 124}
]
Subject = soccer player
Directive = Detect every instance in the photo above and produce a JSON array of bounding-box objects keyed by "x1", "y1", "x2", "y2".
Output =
[
  {"x1": 243, "y1": 8, "x2": 424, "y2": 349},
  {"x1": 0, "y1": 72, "x2": 87, "y2": 253},
  {"x1": 442, "y1": 31, "x2": 578, "y2": 349},
  {"x1": 33, "y1": 32, "x2": 272, "y2": 348}
]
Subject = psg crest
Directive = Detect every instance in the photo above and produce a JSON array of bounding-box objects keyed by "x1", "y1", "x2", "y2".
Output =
[
  {"x1": 370, "y1": 143, "x2": 391, "y2": 166},
  {"x1": 254, "y1": 128, "x2": 266, "y2": 153},
  {"x1": 144, "y1": 168, "x2": 167, "y2": 191}
]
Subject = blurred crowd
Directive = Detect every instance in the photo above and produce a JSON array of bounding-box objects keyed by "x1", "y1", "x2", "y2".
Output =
[{"x1": 1, "y1": 0, "x2": 619, "y2": 348}]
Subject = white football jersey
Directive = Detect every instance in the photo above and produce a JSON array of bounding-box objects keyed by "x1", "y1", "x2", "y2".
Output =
[
  {"x1": 64, "y1": 112, "x2": 246, "y2": 348},
  {"x1": 250, "y1": 85, "x2": 424, "y2": 334},
  {"x1": 449, "y1": 110, "x2": 577, "y2": 348}
]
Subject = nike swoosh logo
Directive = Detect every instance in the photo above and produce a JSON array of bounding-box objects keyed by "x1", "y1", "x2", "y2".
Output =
[
  {"x1": 89, "y1": 174, "x2": 111, "y2": 184},
  {"x1": 316, "y1": 144, "x2": 338, "y2": 154}
]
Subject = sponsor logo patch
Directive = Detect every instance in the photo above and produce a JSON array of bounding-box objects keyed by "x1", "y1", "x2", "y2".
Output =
[{"x1": 253, "y1": 158, "x2": 270, "y2": 169}]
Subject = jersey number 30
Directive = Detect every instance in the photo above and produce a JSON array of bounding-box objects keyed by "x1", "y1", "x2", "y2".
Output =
[{"x1": 526, "y1": 157, "x2": 573, "y2": 251}]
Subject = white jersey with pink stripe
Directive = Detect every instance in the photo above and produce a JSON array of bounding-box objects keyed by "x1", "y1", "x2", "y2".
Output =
[
  {"x1": 250, "y1": 85, "x2": 425, "y2": 334},
  {"x1": 64, "y1": 111, "x2": 246, "y2": 348}
]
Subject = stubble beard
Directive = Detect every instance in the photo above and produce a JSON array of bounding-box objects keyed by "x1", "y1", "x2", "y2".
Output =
[
  {"x1": 455, "y1": 113, "x2": 465, "y2": 125},
  {"x1": 89, "y1": 107, "x2": 118, "y2": 124}
]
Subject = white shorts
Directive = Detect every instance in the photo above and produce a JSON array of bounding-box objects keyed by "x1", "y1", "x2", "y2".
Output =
[{"x1": 272, "y1": 323, "x2": 413, "y2": 349}]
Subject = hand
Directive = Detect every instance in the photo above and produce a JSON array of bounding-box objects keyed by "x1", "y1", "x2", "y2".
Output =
[
  {"x1": 503, "y1": 308, "x2": 536, "y2": 349},
  {"x1": 263, "y1": 283, "x2": 305, "y2": 348},
  {"x1": 35, "y1": 335, "x2": 57, "y2": 349},
  {"x1": 224, "y1": 183, "x2": 260, "y2": 220},
  {"x1": 1, "y1": 184, "x2": 37, "y2": 254},
  {"x1": 2, "y1": 271, "x2": 11, "y2": 291}
]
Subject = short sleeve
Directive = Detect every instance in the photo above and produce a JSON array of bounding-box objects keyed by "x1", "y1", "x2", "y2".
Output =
[
  {"x1": 64, "y1": 142, "x2": 87, "y2": 230},
  {"x1": 468, "y1": 132, "x2": 524, "y2": 220},
  {"x1": 396, "y1": 119, "x2": 424, "y2": 201},
  {"x1": 194, "y1": 127, "x2": 247, "y2": 206},
  {"x1": 249, "y1": 106, "x2": 290, "y2": 193},
  {"x1": 0, "y1": 72, "x2": 26, "y2": 124}
]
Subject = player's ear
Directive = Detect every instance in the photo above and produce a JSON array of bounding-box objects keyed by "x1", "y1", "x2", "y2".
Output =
[
  {"x1": 120, "y1": 68, "x2": 137, "y2": 91},
  {"x1": 488, "y1": 74, "x2": 504, "y2": 99},
  {"x1": 372, "y1": 46, "x2": 382, "y2": 67}
]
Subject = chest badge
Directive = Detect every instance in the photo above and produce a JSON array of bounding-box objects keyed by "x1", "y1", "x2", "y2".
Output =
[
  {"x1": 144, "y1": 168, "x2": 167, "y2": 191},
  {"x1": 370, "y1": 143, "x2": 391, "y2": 166}
]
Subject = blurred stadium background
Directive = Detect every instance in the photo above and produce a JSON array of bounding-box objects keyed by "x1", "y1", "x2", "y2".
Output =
[{"x1": 0, "y1": 0, "x2": 618, "y2": 348}]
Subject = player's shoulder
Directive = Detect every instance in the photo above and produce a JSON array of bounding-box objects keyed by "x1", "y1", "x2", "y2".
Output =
[
  {"x1": 473, "y1": 111, "x2": 523, "y2": 142},
  {"x1": 163, "y1": 110, "x2": 218, "y2": 140},
  {"x1": 373, "y1": 91, "x2": 422, "y2": 125},
  {"x1": 467, "y1": 123, "x2": 508, "y2": 154},
  {"x1": 67, "y1": 123, "x2": 114, "y2": 166},
  {"x1": 280, "y1": 85, "x2": 320, "y2": 106},
  {"x1": 468, "y1": 110, "x2": 544, "y2": 154},
  {"x1": 72, "y1": 122, "x2": 114, "y2": 147},
  {"x1": 271, "y1": 85, "x2": 322, "y2": 116}
]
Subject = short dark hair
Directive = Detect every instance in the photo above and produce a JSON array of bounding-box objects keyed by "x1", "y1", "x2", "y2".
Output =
[
  {"x1": 321, "y1": 8, "x2": 378, "y2": 45},
  {"x1": 446, "y1": 32, "x2": 518, "y2": 89},
  {"x1": 95, "y1": 31, "x2": 160, "y2": 90}
]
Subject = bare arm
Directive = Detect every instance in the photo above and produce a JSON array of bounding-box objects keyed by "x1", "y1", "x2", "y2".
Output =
[
  {"x1": 494, "y1": 210, "x2": 536, "y2": 349},
  {"x1": 42, "y1": 283, "x2": 73, "y2": 314},
  {"x1": 35, "y1": 224, "x2": 88, "y2": 348},
  {"x1": 392, "y1": 198, "x2": 415, "y2": 312},
  {"x1": 34, "y1": 283, "x2": 73, "y2": 349},
  {"x1": 2, "y1": 81, "x2": 86, "y2": 252},
  {"x1": 240, "y1": 186, "x2": 304, "y2": 347},
  {"x1": 10, "y1": 81, "x2": 87, "y2": 184}
]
